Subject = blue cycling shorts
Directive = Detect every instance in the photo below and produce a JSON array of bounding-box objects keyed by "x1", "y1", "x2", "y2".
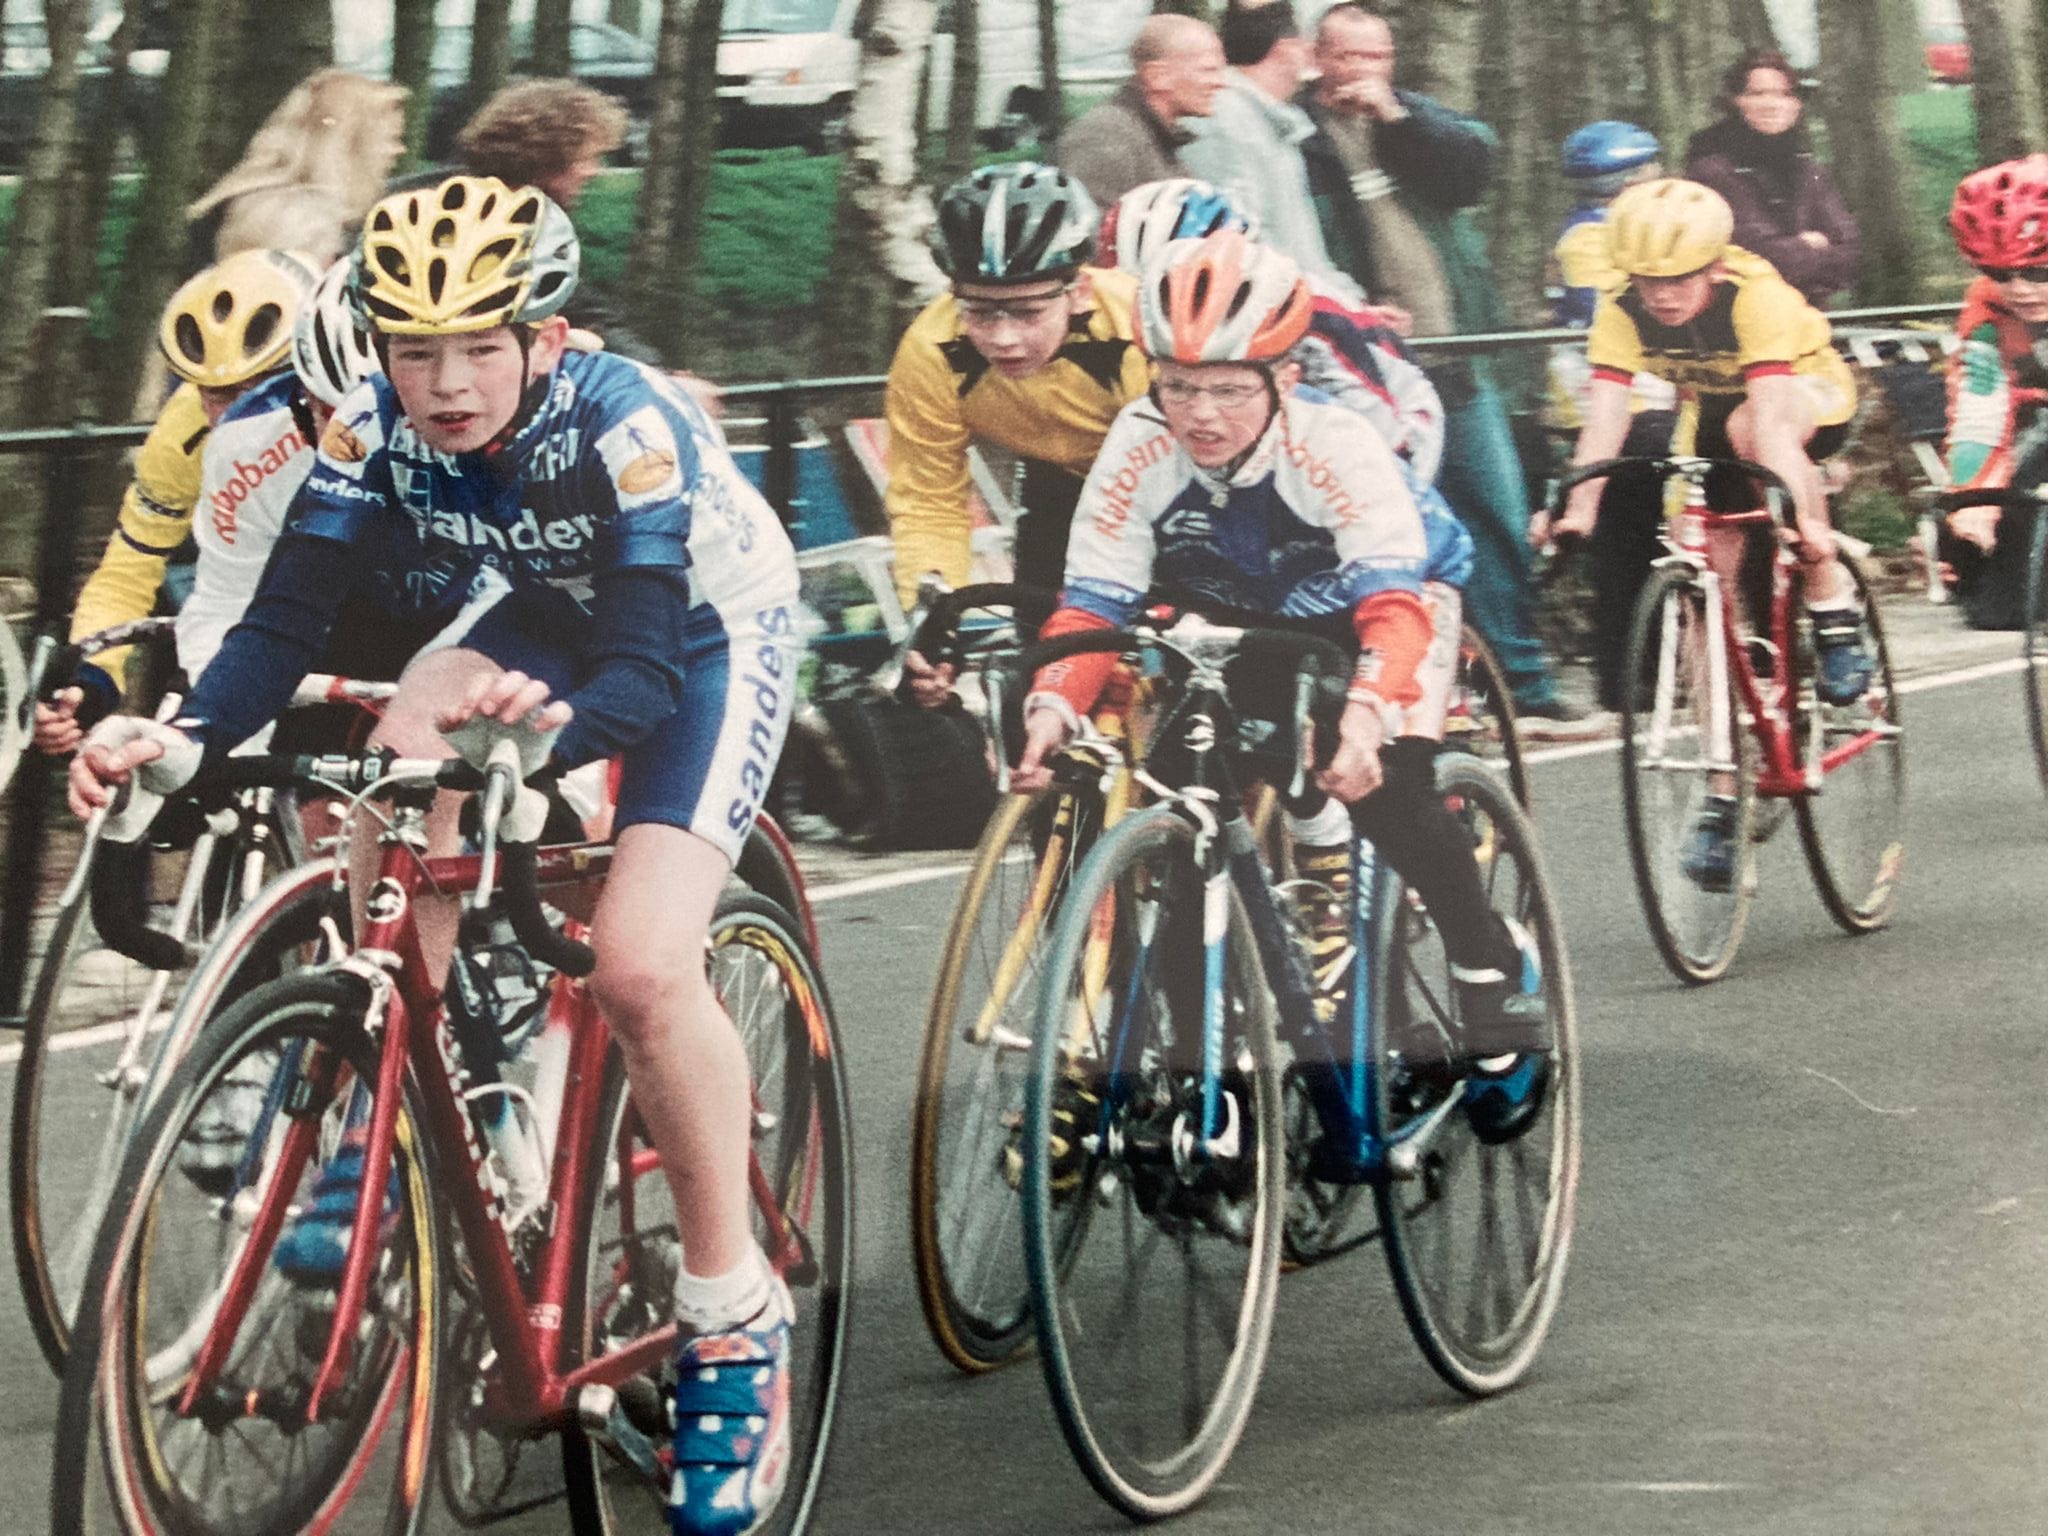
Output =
[{"x1": 460, "y1": 595, "x2": 797, "y2": 864}]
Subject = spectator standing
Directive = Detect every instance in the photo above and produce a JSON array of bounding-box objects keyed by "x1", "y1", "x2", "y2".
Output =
[
  {"x1": 1301, "y1": 2, "x2": 1582, "y2": 723},
  {"x1": 1182, "y1": 2, "x2": 1361, "y2": 300},
  {"x1": 1684, "y1": 48, "x2": 1861, "y2": 307},
  {"x1": 1059, "y1": 15, "x2": 1225, "y2": 209}
]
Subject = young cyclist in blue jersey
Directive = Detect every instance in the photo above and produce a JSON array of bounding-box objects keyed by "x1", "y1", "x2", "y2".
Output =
[
  {"x1": 1014, "y1": 231, "x2": 1551, "y2": 1140},
  {"x1": 69, "y1": 176, "x2": 803, "y2": 1536}
]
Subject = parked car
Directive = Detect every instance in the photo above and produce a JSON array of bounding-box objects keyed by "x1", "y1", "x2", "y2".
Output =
[
  {"x1": 717, "y1": 0, "x2": 1150, "y2": 152},
  {"x1": 344, "y1": 20, "x2": 657, "y2": 162},
  {"x1": 1925, "y1": 22, "x2": 1970, "y2": 85}
]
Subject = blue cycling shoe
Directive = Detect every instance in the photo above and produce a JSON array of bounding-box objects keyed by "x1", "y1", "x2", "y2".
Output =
[
  {"x1": 1680, "y1": 794, "x2": 1739, "y2": 894},
  {"x1": 272, "y1": 1129, "x2": 398, "y2": 1285},
  {"x1": 1464, "y1": 916, "x2": 1553, "y2": 1145},
  {"x1": 1809, "y1": 607, "x2": 1876, "y2": 705},
  {"x1": 667, "y1": 1277, "x2": 794, "y2": 1535}
]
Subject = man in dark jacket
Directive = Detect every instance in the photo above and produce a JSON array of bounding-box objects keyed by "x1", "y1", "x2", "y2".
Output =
[
  {"x1": 1301, "y1": 2, "x2": 1583, "y2": 724},
  {"x1": 1060, "y1": 15, "x2": 1225, "y2": 209}
]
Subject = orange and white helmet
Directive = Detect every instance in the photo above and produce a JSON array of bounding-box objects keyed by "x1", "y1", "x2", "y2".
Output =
[{"x1": 1136, "y1": 231, "x2": 1313, "y2": 365}]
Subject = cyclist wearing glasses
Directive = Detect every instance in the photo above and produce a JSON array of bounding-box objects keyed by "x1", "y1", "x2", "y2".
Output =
[
  {"x1": 69, "y1": 176, "x2": 803, "y2": 1536},
  {"x1": 892, "y1": 162, "x2": 1151, "y2": 706},
  {"x1": 1101, "y1": 175, "x2": 1444, "y2": 481},
  {"x1": 1941, "y1": 156, "x2": 2048, "y2": 628},
  {"x1": 1014, "y1": 231, "x2": 1551, "y2": 1135},
  {"x1": 33, "y1": 249, "x2": 322, "y2": 754}
]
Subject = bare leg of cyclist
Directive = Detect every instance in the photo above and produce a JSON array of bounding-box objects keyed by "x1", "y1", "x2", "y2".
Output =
[{"x1": 1722, "y1": 392, "x2": 1846, "y2": 603}]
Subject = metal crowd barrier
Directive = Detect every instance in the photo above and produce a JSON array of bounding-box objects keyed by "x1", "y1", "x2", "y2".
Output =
[{"x1": 0, "y1": 299, "x2": 1967, "y2": 1023}]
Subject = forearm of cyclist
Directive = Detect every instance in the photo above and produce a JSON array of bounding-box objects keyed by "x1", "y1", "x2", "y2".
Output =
[{"x1": 1552, "y1": 375, "x2": 1633, "y2": 538}]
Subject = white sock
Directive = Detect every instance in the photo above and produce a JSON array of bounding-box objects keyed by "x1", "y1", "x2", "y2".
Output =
[
  {"x1": 1286, "y1": 798, "x2": 1352, "y2": 847},
  {"x1": 673, "y1": 1242, "x2": 775, "y2": 1334}
]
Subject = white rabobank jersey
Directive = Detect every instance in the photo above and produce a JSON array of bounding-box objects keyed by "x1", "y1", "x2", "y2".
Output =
[{"x1": 176, "y1": 374, "x2": 313, "y2": 679}]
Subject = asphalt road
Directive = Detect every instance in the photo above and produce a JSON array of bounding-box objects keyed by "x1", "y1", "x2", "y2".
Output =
[{"x1": 3, "y1": 649, "x2": 2045, "y2": 1535}]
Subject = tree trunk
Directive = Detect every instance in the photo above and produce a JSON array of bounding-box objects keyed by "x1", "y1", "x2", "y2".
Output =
[
  {"x1": 1635, "y1": 0, "x2": 1690, "y2": 154},
  {"x1": 393, "y1": 0, "x2": 437, "y2": 164},
  {"x1": 943, "y1": 0, "x2": 980, "y2": 181},
  {"x1": 1876, "y1": 0, "x2": 1929, "y2": 97},
  {"x1": 610, "y1": 0, "x2": 646, "y2": 33},
  {"x1": 1815, "y1": 0, "x2": 1922, "y2": 302},
  {"x1": 209, "y1": 0, "x2": 331, "y2": 186},
  {"x1": 1961, "y1": 0, "x2": 2030, "y2": 164},
  {"x1": 1035, "y1": 0, "x2": 1059, "y2": 152},
  {"x1": 1387, "y1": 0, "x2": 1441, "y2": 99},
  {"x1": 0, "y1": 0, "x2": 86, "y2": 429},
  {"x1": 534, "y1": 0, "x2": 575, "y2": 77},
  {"x1": 96, "y1": 0, "x2": 225, "y2": 418},
  {"x1": 1150, "y1": 0, "x2": 1214, "y2": 17},
  {"x1": 1724, "y1": 0, "x2": 1780, "y2": 53},
  {"x1": 59, "y1": 0, "x2": 131, "y2": 317},
  {"x1": 820, "y1": 0, "x2": 944, "y2": 374},
  {"x1": 626, "y1": 0, "x2": 725, "y2": 361},
  {"x1": 471, "y1": 0, "x2": 515, "y2": 119}
]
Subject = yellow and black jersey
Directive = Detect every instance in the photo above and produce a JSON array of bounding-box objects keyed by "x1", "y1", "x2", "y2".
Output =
[
  {"x1": 70, "y1": 382, "x2": 211, "y2": 680},
  {"x1": 1585, "y1": 248, "x2": 1854, "y2": 426},
  {"x1": 884, "y1": 266, "x2": 1149, "y2": 604}
]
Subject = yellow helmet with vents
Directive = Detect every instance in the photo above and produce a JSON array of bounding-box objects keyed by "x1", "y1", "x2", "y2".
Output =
[
  {"x1": 1606, "y1": 178, "x2": 1734, "y2": 278},
  {"x1": 159, "y1": 248, "x2": 320, "y2": 388},
  {"x1": 349, "y1": 175, "x2": 580, "y2": 336}
]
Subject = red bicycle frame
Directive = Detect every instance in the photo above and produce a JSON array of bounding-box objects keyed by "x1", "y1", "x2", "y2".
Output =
[{"x1": 173, "y1": 828, "x2": 822, "y2": 1440}]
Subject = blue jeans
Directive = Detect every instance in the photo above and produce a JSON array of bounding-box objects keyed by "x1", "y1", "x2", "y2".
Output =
[{"x1": 1435, "y1": 384, "x2": 1559, "y2": 706}]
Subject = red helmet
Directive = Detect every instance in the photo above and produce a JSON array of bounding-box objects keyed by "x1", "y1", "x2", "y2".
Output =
[{"x1": 1950, "y1": 156, "x2": 2048, "y2": 267}]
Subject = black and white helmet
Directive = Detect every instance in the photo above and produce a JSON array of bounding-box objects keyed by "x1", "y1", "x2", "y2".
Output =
[
  {"x1": 930, "y1": 163, "x2": 1098, "y2": 285},
  {"x1": 293, "y1": 257, "x2": 380, "y2": 408}
]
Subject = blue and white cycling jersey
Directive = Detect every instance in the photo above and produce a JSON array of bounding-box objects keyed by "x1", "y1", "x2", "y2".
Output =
[
  {"x1": 1059, "y1": 385, "x2": 1472, "y2": 630},
  {"x1": 180, "y1": 349, "x2": 802, "y2": 852}
]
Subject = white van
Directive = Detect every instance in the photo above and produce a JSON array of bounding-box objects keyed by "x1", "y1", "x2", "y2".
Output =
[{"x1": 717, "y1": 0, "x2": 1151, "y2": 150}]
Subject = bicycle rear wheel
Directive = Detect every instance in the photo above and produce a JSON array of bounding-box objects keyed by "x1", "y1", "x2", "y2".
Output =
[
  {"x1": 1021, "y1": 805, "x2": 1283, "y2": 1521},
  {"x1": 2026, "y1": 513, "x2": 2048, "y2": 796},
  {"x1": 912, "y1": 787, "x2": 1093, "y2": 1372},
  {"x1": 1794, "y1": 555, "x2": 1905, "y2": 932},
  {"x1": 0, "y1": 617, "x2": 24, "y2": 799},
  {"x1": 1619, "y1": 563, "x2": 1757, "y2": 984},
  {"x1": 563, "y1": 892, "x2": 851, "y2": 1536},
  {"x1": 1373, "y1": 754, "x2": 1581, "y2": 1395},
  {"x1": 50, "y1": 970, "x2": 441, "y2": 1536}
]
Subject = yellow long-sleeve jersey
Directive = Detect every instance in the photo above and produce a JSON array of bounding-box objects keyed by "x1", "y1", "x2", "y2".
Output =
[
  {"x1": 884, "y1": 268, "x2": 1149, "y2": 606},
  {"x1": 70, "y1": 382, "x2": 210, "y2": 686}
]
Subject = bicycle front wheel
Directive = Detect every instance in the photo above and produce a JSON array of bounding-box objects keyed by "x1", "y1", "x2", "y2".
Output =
[
  {"x1": 1794, "y1": 554, "x2": 1905, "y2": 932},
  {"x1": 1619, "y1": 563, "x2": 1757, "y2": 984},
  {"x1": 0, "y1": 616, "x2": 24, "y2": 799},
  {"x1": 1373, "y1": 754, "x2": 1582, "y2": 1396},
  {"x1": 563, "y1": 892, "x2": 852, "y2": 1536},
  {"x1": 912, "y1": 786, "x2": 1093, "y2": 1372},
  {"x1": 1450, "y1": 625, "x2": 1530, "y2": 811},
  {"x1": 1021, "y1": 805, "x2": 1283, "y2": 1521},
  {"x1": 2026, "y1": 512, "x2": 2048, "y2": 796},
  {"x1": 50, "y1": 970, "x2": 442, "y2": 1536}
]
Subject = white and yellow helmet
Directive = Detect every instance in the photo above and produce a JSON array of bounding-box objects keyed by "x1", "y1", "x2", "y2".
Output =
[{"x1": 349, "y1": 175, "x2": 580, "y2": 336}]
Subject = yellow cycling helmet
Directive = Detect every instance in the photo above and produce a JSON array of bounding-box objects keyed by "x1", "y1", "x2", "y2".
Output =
[
  {"x1": 350, "y1": 175, "x2": 580, "y2": 336},
  {"x1": 1606, "y1": 178, "x2": 1734, "y2": 278},
  {"x1": 159, "y1": 249, "x2": 320, "y2": 389}
]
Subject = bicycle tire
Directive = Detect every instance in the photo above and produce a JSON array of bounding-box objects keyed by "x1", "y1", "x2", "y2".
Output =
[
  {"x1": 1021, "y1": 804, "x2": 1284, "y2": 1521},
  {"x1": 2027, "y1": 513, "x2": 2048, "y2": 797},
  {"x1": 563, "y1": 891, "x2": 852, "y2": 1536},
  {"x1": 1373, "y1": 754, "x2": 1582, "y2": 1395},
  {"x1": 12, "y1": 832, "x2": 336, "y2": 1375},
  {"x1": 50, "y1": 969, "x2": 443, "y2": 1536},
  {"x1": 1619, "y1": 563, "x2": 1758, "y2": 984},
  {"x1": 1452, "y1": 625, "x2": 1531, "y2": 812},
  {"x1": 1793, "y1": 554, "x2": 1905, "y2": 933},
  {"x1": 0, "y1": 617, "x2": 25, "y2": 800},
  {"x1": 910, "y1": 786, "x2": 1090, "y2": 1373}
]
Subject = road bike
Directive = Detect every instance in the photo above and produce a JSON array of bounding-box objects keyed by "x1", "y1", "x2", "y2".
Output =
[
  {"x1": 1010, "y1": 615, "x2": 1580, "y2": 1520},
  {"x1": 51, "y1": 735, "x2": 852, "y2": 1535},
  {"x1": 1556, "y1": 455, "x2": 1905, "y2": 984}
]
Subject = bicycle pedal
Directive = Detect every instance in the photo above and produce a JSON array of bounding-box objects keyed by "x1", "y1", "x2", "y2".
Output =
[{"x1": 576, "y1": 1384, "x2": 665, "y2": 1486}]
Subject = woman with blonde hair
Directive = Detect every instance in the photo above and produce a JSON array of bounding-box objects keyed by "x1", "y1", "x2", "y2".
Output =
[{"x1": 187, "y1": 69, "x2": 410, "y2": 264}]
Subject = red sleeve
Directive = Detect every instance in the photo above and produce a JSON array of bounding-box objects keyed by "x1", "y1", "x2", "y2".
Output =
[
  {"x1": 1030, "y1": 606, "x2": 1119, "y2": 717},
  {"x1": 1590, "y1": 365, "x2": 1635, "y2": 387},
  {"x1": 1351, "y1": 589, "x2": 1436, "y2": 710}
]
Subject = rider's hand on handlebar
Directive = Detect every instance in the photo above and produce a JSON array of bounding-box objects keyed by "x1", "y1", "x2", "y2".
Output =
[
  {"x1": 67, "y1": 716, "x2": 201, "y2": 819},
  {"x1": 33, "y1": 688, "x2": 83, "y2": 755},
  {"x1": 1539, "y1": 483, "x2": 1602, "y2": 550},
  {"x1": 1946, "y1": 504, "x2": 2000, "y2": 553},
  {"x1": 1010, "y1": 706, "x2": 1072, "y2": 794},
  {"x1": 1315, "y1": 701, "x2": 1387, "y2": 804},
  {"x1": 902, "y1": 649, "x2": 959, "y2": 711},
  {"x1": 437, "y1": 669, "x2": 575, "y2": 739}
]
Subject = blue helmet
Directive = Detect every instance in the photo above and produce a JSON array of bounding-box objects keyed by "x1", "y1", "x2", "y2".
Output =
[
  {"x1": 1561, "y1": 121, "x2": 1661, "y2": 197},
  {"x1": 1102, "y1": 179, "x2": 1256, "y2": 276}
]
